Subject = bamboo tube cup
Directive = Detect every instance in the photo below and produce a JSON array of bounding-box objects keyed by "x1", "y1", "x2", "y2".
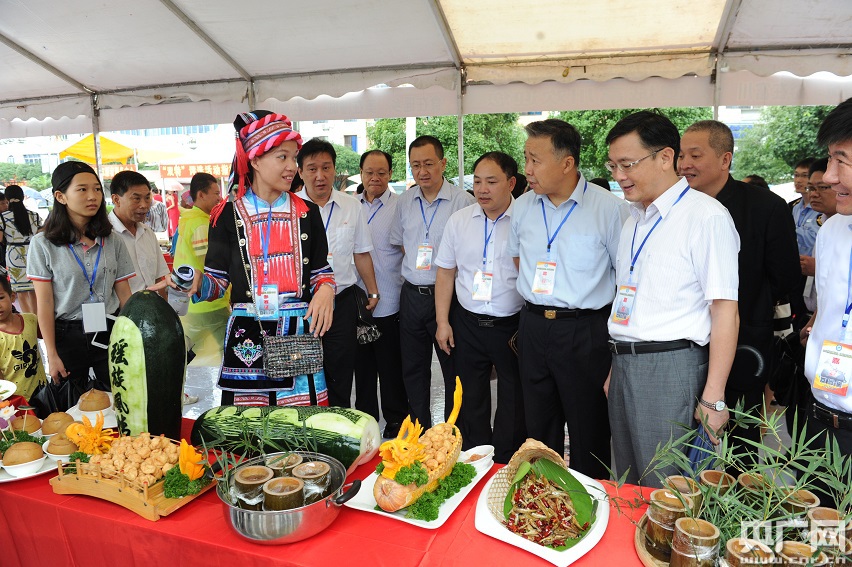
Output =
[
  {"x1": 725, "y1": 538, "x2": 774, "y2": 566},
  {"x1": 234, "y1": 465, "x2": 274, "y2": 510},
  {"x1": 292, "y1": 461, "x2": 331, "y2": 504},
  {"x1": 698, "y1": 470, "x2": 735, "y2": 494},
  {"x1": 670, "y1": 517, "x2": 720, "y2": 567},
  {"x1": 777, "y1": 541, "x2": 828, "y2": 566},
  {"x1": 266, "y1": 453, "x2": 302, "y2": 477},
  {"x1": 262, "y1": 477, "x2": 305, "y2": 511},
  {"x1": 645, "y1": 489, "x2": 693, "y2": 561},
  {"x1": 664, "y1": 475, "x2": 703, "y2": 515}
]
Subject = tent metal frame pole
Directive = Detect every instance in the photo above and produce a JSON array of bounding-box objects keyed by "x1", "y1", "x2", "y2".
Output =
[
  {"x1": 457, "y1": 77, "x2": 464, "y2": 183},
  {"x1": 90, "y1": 94, "x2": 103, "y2": 180},
  {"x1": 0, "y1": 32, "x2": 92, "y2": 95}
]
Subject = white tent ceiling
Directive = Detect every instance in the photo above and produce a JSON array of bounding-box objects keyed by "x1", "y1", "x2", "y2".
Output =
[{"x1": 1, "y1": 0, "x2": 851, "y2": 137}]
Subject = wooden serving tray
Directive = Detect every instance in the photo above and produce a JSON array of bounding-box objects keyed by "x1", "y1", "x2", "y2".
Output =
[
  {"x1": 634, "y1": 514, "x2": 668, "y2": 567},
  {"x1": 49, "y1": 440, "x2": 215, "y2": 521}
]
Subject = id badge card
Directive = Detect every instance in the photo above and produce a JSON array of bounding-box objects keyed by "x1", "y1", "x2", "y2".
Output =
[
  {"x1": 255, "y1": 284, "x2": 280, "y2": 321},
  {"x1": 813, "y1": 340, "x2": 852, "y2": 397},
  {"x1": 416, "y1": 243, "x2": 433, "y2": 271},
  {"x1": 612, "y1": 284, "x2": 637, "y2": 326},
  {"x1": 531, "y1": 260, "x2": 556, "y2": 295},
  {"x1": 472, "y1": 270, "x2": 493, "y2": 302},
  {"x1": 81, "y1": 300, "x2": 107, "y2": 333}
]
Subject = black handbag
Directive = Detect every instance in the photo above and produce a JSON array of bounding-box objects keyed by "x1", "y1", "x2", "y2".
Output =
[
  {"x1": 768, "y1": 331, "x2": 808, "y2": 408},
  {"x1": 29, "y1": 379, "x2": 85, "y2": 418},
  {"x1": 262, "y1": 333, "x2": 324, "y2": 379},
  {"x1": 353, "y1": 286, "x2": 381, "y2": 345}
]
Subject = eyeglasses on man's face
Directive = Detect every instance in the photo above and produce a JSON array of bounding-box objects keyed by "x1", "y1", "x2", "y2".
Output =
[
  {"x1": 605, "y1": 149, "x2": 662, "y2": 174},
  {"x1": 806, "y1": 183, "x2": 832, "y2": 193}
]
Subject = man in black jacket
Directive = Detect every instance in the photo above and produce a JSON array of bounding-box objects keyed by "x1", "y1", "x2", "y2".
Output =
[{"x1": 679, "y1": 120, "x2": 801, "y2": 462}]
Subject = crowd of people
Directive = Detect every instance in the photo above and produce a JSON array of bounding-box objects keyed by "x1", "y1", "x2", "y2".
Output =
[{"x1": 1, "y1": 98, "x2": 852, "y2": 494}]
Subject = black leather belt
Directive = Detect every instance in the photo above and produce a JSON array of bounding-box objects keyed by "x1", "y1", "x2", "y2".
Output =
[
  {"x1": 524, "y1": 301, "x2": 610, "y2": 320},
  {"x1": 812, "y1": 401, "x2": 852, "y2": 431},
  {"x1": 608, "y1": 339, "x2": 698, "y2": 355},
  {"x1": 461, "y1": 307, "x2": 519, "y2": 328},
  {"x1": 403, "y1": 281, "x2": 435, "y2": 296}
]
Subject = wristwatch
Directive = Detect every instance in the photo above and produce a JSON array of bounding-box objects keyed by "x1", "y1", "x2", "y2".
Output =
[
  {"x1": 367, "y1": 293, "x2": 380, "y2": 299},
  {"x1": 699, "y1": 398, "x2": 727, "y2": 412}
]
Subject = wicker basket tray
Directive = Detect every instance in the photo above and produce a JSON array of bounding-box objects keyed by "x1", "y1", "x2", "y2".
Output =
[{"x1": 49, "y1": 437, "x2": 214, "y2": 521}]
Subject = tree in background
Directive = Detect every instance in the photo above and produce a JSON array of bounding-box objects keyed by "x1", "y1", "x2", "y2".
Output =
[
  {"x1": 0, "y1": 162, "x2": 46, "y2": 187},
  {"x1": 554, "y1": 107, "x2": 713, "y2": 179},
  {"x1": 367, "y1": 114, "x2": 525, "y2": 181},
  {"x1": 331, "y1": 142, "x2": 361, "y2": 176},
  {"x1": 730, "y1": 105, "x2": 833, "y2": 183}
]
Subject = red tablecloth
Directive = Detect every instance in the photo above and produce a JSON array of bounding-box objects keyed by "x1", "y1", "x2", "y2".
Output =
[{"x1": 0, "y1": 419, "x2": 650, "y2": 567}]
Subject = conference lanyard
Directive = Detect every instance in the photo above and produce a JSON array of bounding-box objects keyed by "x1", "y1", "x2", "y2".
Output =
[
  {"x1": 628, "y1": 185, "x2": 690, "y2": 280},
  {"x1": 69, "y1": 239, "x2": 102, "y2": 299},
  {"x1": 482, "y1": 211, "x2": 505, "y2": 268},
  {"x1": 418, "y1": 198, "x2": 441, "y2": 241},
  {"x1": 367, "y1": 200, "x2": 384, "y2": 225},
  {"x1": 540, "y1": 181, "x2": 586, "y2": 257},
  {"x1": 250, "y1": 192, "x2": 273, "y2": 275},
  {"x1": 842, "y1": 244, "x2": 852, "y2": 340},
  {"x1": 323, "y1": 201, "x2": 336, "y2": 233}
]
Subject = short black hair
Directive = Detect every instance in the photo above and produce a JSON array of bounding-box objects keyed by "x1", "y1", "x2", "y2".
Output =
[
  {"x1": 0, "y1": 276, "x2": 11, "y2": 295},
  {"x1": 360, "y1": 149, "x2": 393, "y2": 170},
  {"x1": 742, "y1": 175, "x2": 770, "y2": 190},
  {"x1": 473, "y1": 151, "x2": 518, "y2": 179},
  {"x1": 817, "y1": 97, "x2": 852, "y2": 147},
  {"x1": 524, "y1": 119, "x2": 581, "y2": 165},
  {"x1": 291, "y1": 172, "x2": 304, "y2": 192},
  {"x1": 190, "y1": 172, "x2": 218, "y2": 201},
  {"x1": 110, "y1": 170, "x2": 151, "y2": 197},
  {"x1": 589, "y1": 177, "x2": 611, "y2": 190},
  {"x1": 684, "y1": 120, "x2": 734, "y2": 155},
  {"x1": 409, "y1": 135, "x2": 444, "y2": 159},
  {"x1": 809, "y1": 157, "x2": 829, "y2": 176},
  {"x1": 44, "y1": 164, "x2": 111, "y2": 245},
  {"x1": 606, "y1": 110, "x2": 681, "y2": 169},
  {"x1": 298, "y1": 138, "x2": 337, "y2": 169},
  {"x1": 0, "y1": 192, "x2": 6, "y2": 201},
  {"x1": 795, "y1": 157, "x2": 816, "y2": 170}
]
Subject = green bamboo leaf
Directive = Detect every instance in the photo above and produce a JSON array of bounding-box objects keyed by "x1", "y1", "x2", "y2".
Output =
[{"x1": 531, "y1": 459, "x2": 594, "y2": 527}]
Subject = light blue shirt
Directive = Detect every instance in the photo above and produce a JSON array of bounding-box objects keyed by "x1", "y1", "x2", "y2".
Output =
[
  {"x1": 390, "y1": 179, "x2": 476, "y2": 285},
  {"x1": 792, "y1": 200, "x2": 821, "y2": 256},
  {"x1": 508, "y1": 173, "x2": 629, "y2": 309},
  {"x1": 358, "y1": 189, "x2": 403, "y2": 317}
]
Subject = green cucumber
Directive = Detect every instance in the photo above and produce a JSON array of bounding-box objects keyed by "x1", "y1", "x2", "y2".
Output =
[{"x1": 108, "y1": 290, "x2": 186, "y2": 439}]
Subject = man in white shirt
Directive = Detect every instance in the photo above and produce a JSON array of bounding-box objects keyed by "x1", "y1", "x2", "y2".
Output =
[
  {"x1": 801, "y1": 98, "x2": 852, "y2": 504},
  {"x1": 508, "y1": 119, "x2": 629, "y2": 479},
  {"x1": 604, "y1": 111, "x2": 740, "y2": 487},
  {"x1": 108, "y1": 171, "x2": 169, "y2": 296},
  {"x1": 296, "y1": 138, "x2": 379, "y2": 409},
  {"x1": 434, "y1": 151, "x2": 527, "y2": 464},
  {"x1": 389, "y1": 136, "x2": 475, "y2": 429},
  {"x1": 355, "y1": 150, "x2": 408, "y2": 438}
]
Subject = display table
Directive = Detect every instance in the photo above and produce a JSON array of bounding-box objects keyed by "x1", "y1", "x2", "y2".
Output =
[{"x1": 0, "y1": 420, "x2": 650, "y2": 567}]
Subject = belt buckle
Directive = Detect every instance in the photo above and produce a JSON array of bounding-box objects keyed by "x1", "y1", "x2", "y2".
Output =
[
  {"x1": 417, "y1": 286, "x2": 430, "y2": 295},
  {"x1": 479, "y1": 319, "x2": 494, "y2": 328},
  {"x1": 544, "y1": 309, "x2": 557, "y2": 320}
]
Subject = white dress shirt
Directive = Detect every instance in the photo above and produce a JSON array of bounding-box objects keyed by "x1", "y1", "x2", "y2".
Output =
[
  {"x1": 435, "y1": 201, "x2": 523, "y2": 317},
  {"x1": 508, "y1": 174, "x2": 629, "y2": 309},
  {"x1": 357, "y1": 189, "x2": 403, "y2": 317},
  {"x1": 297, "y1": 189, "x2": 373, "y2": 293},
  {"x1": 806, "y1": 213, "x2": 852, "y2": 413},
  {"x1": 607, "y1": 178, "x2": 740, "y2": 345},
  {"x1": 108, "y1": 210, "x2": 169, "y2": 293},
  {"x1": 390, "y1": 179, "x2": 476, "y2": 285}
]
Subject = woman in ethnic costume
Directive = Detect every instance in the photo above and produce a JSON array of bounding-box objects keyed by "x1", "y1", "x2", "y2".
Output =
[{"x1": 193, "y1": 111, "x2": 335, "y2": 406}]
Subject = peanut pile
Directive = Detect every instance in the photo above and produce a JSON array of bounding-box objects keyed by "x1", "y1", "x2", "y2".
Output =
[{"x1": 87, "y1": 432, "x2": 180, "y2": 487}]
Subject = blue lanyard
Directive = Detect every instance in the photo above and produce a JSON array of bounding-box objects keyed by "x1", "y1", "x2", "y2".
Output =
[
  {"x1": 843, "y1": 245, "x2": 852, "y2": 336},
  {"x1": 367, "y1": 200, "x2": 384, "y2": 225},
  {"x1": 629, "y1": 185, "x2": 690, "y2": 277},
  {"x1": 418, "y1": 198, "x2": 441, "y2": 241},
  {"x1": 68, "y1": 239, "x2": 102, "y2": 299},
  {"x1": 540, "y1": 181, "x2": 586, "y2": 256},
  {"x1": 323, "y1": 201, "x2": 336, "y2": 233},
  {"x1": 482, "y1": 211, "x2": 505, "y2": 267},
  {"x1": 250, "y1": 192, "x2": 273, "y2": 275}
]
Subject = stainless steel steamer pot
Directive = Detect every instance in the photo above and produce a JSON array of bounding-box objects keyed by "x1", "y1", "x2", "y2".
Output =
[{"x1": 217, "y1": 451, "x2": 360, "y2": 544}]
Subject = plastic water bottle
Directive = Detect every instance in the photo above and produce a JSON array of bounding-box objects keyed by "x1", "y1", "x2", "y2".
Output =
[{"x1": 167, "y1": 265, "x2": 194, "y2": 316}]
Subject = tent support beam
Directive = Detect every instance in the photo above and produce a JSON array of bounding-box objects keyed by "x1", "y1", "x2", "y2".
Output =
[
  {"x1": 713, "y1": 0, "x2": 744, "y2": 55},
  {"x1": 457, "y1": 74, "x2": 464, "y2": 183},
  {"x1": 427, "y1": 0, "x2": 463, "y2": 70},
  {"x1": 0, "y1": 32, "x2": 92, "y2": 95},
  {"x1": 90, "y1": 94, "x2": 103, "y2": 180},
  {"x1": 157, "y1": 0, "x2": 253, "y2": 82}
]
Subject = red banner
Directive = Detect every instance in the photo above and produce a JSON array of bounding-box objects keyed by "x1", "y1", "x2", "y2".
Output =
[{"x1": 159, "y1": 163, "x2": 230, "y2": 179}]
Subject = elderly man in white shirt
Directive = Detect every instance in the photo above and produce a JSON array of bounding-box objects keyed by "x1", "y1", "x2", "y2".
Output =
[
  {"x1": 604, "y1": 111, "x2": 740, "y2": 488},
  {"x1": 108, "y1": 171, "x2": 169, "y2": 295},
  {"x1": 434, "y1": 151, "x2": 527, "y2": 464},
  {"x1": 801, "y1": 97, "x2": 852, "y2": 507},
  {"x1": 296, "y1": 138, "x2": 379, "y2": 409}
]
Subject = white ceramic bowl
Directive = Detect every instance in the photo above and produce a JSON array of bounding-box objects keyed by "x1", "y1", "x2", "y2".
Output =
[
  {"x1": 10, "y1": 427, "x2": 42, "y2": 438},
  {"x1": 462, "y1": 445, "x2": 495, "y2": 473},
  {"x1": 42, "y1": 440, "x2": 73, "y2": 463},
  {"x1": 80, "y1": 407, "x2": 114, "y2": 423},
  {"x1": 2, "y1": 455, "x2": 47, "y2": 478}
]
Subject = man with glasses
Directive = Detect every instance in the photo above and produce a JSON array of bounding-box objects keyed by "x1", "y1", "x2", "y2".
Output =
[
  {"x1": 354, "y1": 150, "x2": 408, "y2": 438},
  {"x1": 678, "y1": 120, "x2": 800, "y2": 470},
  {"x1": 791, "y1": 158, "x2": 819, "y2": 256},
  {"x1": 390, "y1": 136, "x2": 474, "y2": 428},
  {"x1": 801, "y1": 158, "x2": 835, "y2": 313},
  {"x1": 508, "y1": 119, "x2": 628, "y2": 478},
  {"x1": 800, "y1": 97, "x2": 852, "y2": 502},
  {"x1": 604, "y1": 111, "x2": 740, "y2": 487}
]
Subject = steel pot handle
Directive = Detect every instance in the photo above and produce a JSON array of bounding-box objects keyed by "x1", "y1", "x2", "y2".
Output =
[{"x1": 329, "y1": 479, "x2": 361, "y2": 508}]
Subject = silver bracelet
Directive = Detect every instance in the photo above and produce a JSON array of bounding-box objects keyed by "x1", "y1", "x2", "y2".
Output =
[{"x1": 367, "y1": 293, "x2": 380, "y2": 299}]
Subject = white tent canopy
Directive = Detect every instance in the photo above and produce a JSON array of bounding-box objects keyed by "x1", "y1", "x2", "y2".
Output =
[{"x1": 2, "y1": 0, "x2": 852, "y2": 137}]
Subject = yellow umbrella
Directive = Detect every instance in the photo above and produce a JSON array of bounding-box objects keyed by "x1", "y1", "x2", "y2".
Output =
[{"x1": 59, "y1": 134, "x2": 134, "y2": 164}]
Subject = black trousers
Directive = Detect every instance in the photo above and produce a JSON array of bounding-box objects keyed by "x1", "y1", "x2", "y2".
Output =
[
  {"x1": 803, "y1": 403, "x2": 852, "y2": 508},
  {"x1": 451, "y1": 306, "x2": 526, "y2": 464},
  {"x1": 724, "y1": 385, "x2": 765, "y2": 474},
  {"x1": 323, "y1": 285, "x2": 359, "y2": 408},
  {"x1": 54, "y1": 318, "x2": 113, "y2": 402},
  {"x1": 518, "y1": 307, "x2": 611, "y2": 479},
  {"x1": 399, "y1": 282, "x2": 455, "y2": 429},
  {"x1": 354, "y1": 312, "x2": 409, "y2": 426}
]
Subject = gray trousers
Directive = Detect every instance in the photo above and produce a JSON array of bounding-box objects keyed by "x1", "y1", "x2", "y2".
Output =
[{"x1": 609, "y1": 344, "x2": 709, "y2": 488}]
